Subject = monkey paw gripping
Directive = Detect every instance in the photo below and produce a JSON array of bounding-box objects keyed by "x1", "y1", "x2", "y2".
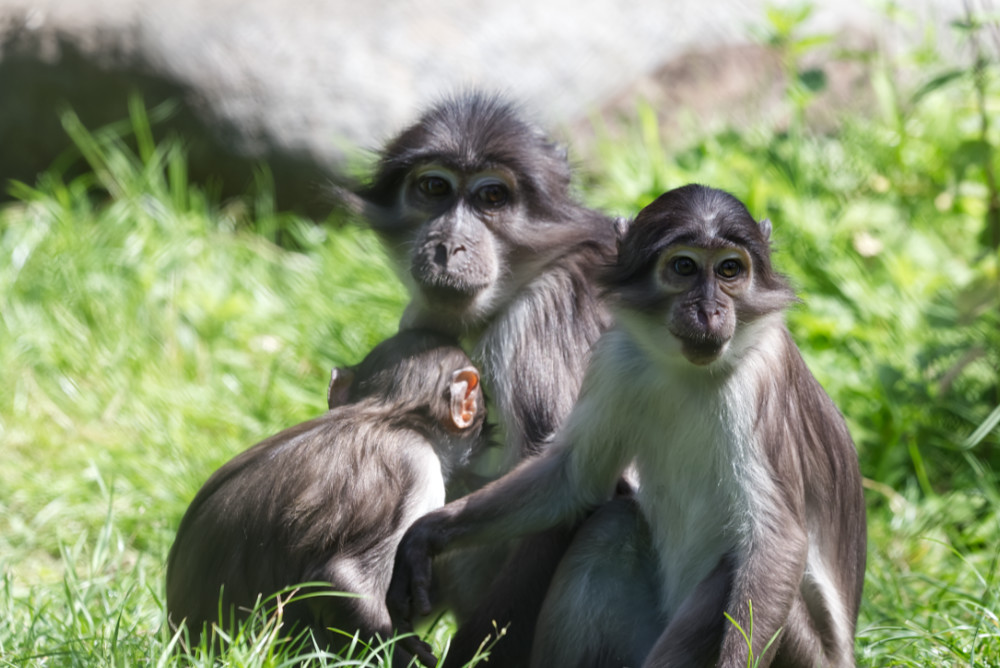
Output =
[{"x1": 387, "y1": 527, "x2": 438, "y2": 667}]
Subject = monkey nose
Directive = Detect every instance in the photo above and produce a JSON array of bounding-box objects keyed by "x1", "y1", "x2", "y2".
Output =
[
  {"x1": 697, "y1": 304, "x2": 725, "y2": 329},
  {"x1": 434, "y1": 243, "x2": 448, "y2": 267},
  {"x1": 433, "y1": 243, "x2": 466, "y2": 267}
]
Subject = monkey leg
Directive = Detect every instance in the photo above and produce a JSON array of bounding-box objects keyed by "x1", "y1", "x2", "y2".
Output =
[
  {"x1": 442, "y1": 525, "x2": 579, "y2": 668},
  {"x1": 643, "y1": 554, "x2": 733, "y2": 668},
  {"x1": 769, "y1": 586, "x2": 856, "y2": 668},
  {"x1": 767, "y1": 595, "x2": 826, "y2": 668},
  {"x1": 529, "y1": 497, "x2": 663, "y2": 668}
]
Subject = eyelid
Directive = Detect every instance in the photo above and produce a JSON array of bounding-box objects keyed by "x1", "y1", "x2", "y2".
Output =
[
  {"x1": 717, "y1": 258, "x2": 742, "y2": 268},
  {"x1": 468, "y1": 173, "x2": 512, "y2": 192},
  {"x1": 659, "y1": 248, "x2": 701, "y2": 267},
  {"x1": 655, "y1": 250, "x2": 701, "y2": 285},
  {"x1": 412, "y1": 167, "x2": 457, "y2": 190}
]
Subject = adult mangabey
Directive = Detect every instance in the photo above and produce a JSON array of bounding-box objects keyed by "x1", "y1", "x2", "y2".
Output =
[
  {"x1": 346, "y1": 91, "x2": 615, "y2": 460},
  {"x1": 388, "y1": 185, "x2": 867, "y2": 668},
  {"x1": 342, "y1": 92, "x2": 618, "y2": 663},
  {"x1": 165, "y1": 330, "x2": 486, "y2": 666}
]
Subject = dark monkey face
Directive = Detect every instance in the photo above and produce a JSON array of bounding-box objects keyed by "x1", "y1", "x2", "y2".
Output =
[
  {"x1": 401, "y1": 163, "x2": 515, "y2": 309},
  {"x1": 655, "y1": 242, "x2": 753, "y2": 365},
  {"x1": 606, "y1": 184, "x2": 796, "y2": 367},
  {"x1": 355, "y1": 93, "x2": 588, "y2": 333}
]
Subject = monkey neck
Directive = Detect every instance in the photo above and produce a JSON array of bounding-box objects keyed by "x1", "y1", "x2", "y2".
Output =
[{"x1": 472, "y1": 263, "x2": 610, "y2": 460}]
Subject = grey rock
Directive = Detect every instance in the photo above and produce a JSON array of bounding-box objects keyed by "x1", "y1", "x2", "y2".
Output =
[{"x1": 0, "y1": 0, "x2": 963, "y2": 215}]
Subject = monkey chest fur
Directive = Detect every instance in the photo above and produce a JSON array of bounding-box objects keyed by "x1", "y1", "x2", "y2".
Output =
[{"x1": 605, "y1": 341, "x2": 765, "y2": 620}]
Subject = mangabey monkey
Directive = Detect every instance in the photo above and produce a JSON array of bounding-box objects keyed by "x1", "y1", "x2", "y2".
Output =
[
  {"x1": 340, "y1": 92, "x2": 618, "y2": 663},
  {"x1": 388, "y1": 184, "x2": 867, "y2": 668},
  {"x1": 165, "y1": 330, "x2": 486, "y2": 665},
  {"x1": 344, "y1": 91, "x2": 615, "y2": 459}
]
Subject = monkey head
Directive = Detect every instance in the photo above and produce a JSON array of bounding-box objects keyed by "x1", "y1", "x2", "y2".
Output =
[
  {"x1": 327, "y1": 330, "x2": 487, "y2": 447},
  {"x1": 349, "y1": 92, "x2": 596, "y2": 334},
  {"x1": 605, "y1": 184, "x2": 796, "y2": 367}
]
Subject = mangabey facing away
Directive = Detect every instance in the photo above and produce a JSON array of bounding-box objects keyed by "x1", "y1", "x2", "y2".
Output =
[
  {"x1": 340, "y1": 92, "x2": 618, "y2": 664},
  {"x1": 166, "y1": 330, "x2": 486, "y2": 666},
  {"x1": 388, "y1": 185, "x2": 867, "y2": 668}
]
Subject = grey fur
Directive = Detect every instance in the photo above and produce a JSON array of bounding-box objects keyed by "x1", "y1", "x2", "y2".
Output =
[
  {"x1": 166, "y1": 331, "x2": 486, "y2": 665},
  {"x1": 388, "y1": 185, "x2": 866, "y2": 668},
  {"x1": 346, "y1": 90, "x2": 616, "y2": 459},
  {"x1": 344, "y1": 92, "x2": 618, "y2": 666}
]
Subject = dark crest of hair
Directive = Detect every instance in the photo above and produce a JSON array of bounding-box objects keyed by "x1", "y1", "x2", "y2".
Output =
[
  {"x1": 348, "y1": 330, "x2": 469, "y2": 406},
  {"x1": 603, "y1": 184, "x2": 791, "y2": 296},
  {"x1": 360, "y1": 92, "x2": 573, "y2": 219}
]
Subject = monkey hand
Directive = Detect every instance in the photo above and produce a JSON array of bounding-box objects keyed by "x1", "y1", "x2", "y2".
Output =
[{"x1": 387, "y1": 523, "x2": 438, "y2": 666}]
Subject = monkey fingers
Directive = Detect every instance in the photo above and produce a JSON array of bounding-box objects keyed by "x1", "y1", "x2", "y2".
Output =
[
  {"x1": 398, "y1": 632, "x2": 437, "y2": 668},
  {"x1": 387, "y1": 528, "x2": 436, "y2": 624},
  {"x1": 387, "y1": 534, "x2": 439, "y2": 668}
]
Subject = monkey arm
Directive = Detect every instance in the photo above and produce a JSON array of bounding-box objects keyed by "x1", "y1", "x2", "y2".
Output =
[
  {"x1": 384, "y1": 447, "x2": 581, "y2": 667},
  {"x1": 388, "y1": 449, "x2": 580, "y2": 620},
  {"x1": 387, "y1": 397, "x2": 626, "y2": 619}
]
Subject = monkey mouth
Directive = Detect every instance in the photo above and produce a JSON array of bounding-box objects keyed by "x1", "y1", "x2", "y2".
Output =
[
  {"x1": 670, "y1": 329, "x2": 729, "y2": 366},
  {"x1": 405, "y1": 283, "x2": 497, "y2": 335},
  {"x1": 411, "y1": 260, "x2": 492, "y2": 296},
  {"x1": 416, "y1": 275, "x2": 490, "y2": 301},
  {"x1": 680, "y1": 341, "x2": 727, "y2": 366}
]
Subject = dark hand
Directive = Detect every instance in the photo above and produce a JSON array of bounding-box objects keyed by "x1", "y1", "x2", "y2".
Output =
[{"x1": 387, "y1": 524, "x2": 438, "y2": 666}]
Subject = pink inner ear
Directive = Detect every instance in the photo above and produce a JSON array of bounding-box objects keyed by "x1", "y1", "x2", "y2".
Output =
[
  {"x1": 453, "y1": 368, "x2": 479, "y2": 394},
  {"x1": 464, "y1": 371, "x2": 479, "y2": 391},
  {"x1": 450, "y1": 367, "x2": 480, "y2": 429}
]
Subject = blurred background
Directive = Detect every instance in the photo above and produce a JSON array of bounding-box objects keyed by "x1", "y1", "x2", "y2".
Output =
[
  {"x1": 0, "y1": 0, "x2": 961, "y2": 213},
  {"x1": 1, "y1": 1, "x2": 998, "y2": 666}
]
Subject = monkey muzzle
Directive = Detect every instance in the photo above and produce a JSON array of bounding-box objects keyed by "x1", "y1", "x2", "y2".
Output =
[
  {"x1": 410, "y1": 243, "x2": 500, "y2": 320},
  {"x1": 669, "y1": 301, "x2": 735, "y2": 366},
  {"x1": 677, "y1": 336, "x2": 729, "y2": 366}
]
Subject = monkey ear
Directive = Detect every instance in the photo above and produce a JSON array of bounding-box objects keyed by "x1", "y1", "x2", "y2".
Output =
[
  {"x1": 326, "y1": 181, "x2": 368, "y2": 218},
  {"x1": 449, "y1": 367, "x2": 481, "y2": 430},
  {"x1": 327, "y1": 367, "x2": 356, "y2": 409},
  {"x1": 613, "y1": 217, "x2": 633, "y2": 256},
  {"x1": 613, "y1": 216, "x2": 632, "y2": 242},
  {"x1": 758, "y1": 218, "x2": 773, "y2": 241}
]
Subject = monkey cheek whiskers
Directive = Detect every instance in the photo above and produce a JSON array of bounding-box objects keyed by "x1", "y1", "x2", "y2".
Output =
[{"x1": 411, "y1": 255, "x2": 496, "y2": 299}]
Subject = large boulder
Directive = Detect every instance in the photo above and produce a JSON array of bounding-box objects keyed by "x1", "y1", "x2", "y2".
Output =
[{"x1": 0, "y1": 0, "x2": 961, "y2": 215}]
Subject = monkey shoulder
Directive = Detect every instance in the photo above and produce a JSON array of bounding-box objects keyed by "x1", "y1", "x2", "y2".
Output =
[
  {"x1": 483, "y1": 253, "x2": 610, "y2": 351},
  {"x1": 751, "y1": 329, "x2": 860, "y2": 474}
]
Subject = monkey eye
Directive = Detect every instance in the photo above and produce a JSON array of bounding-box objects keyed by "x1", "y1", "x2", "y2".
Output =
[
  {"x1": 671, "y1": 256, "x2": 698, "y2": 276},
  {"x1": 716, "y1": 259, "x2": 744, "y2": 279},
  {"x1": 417, "y1": 175, "x2": 452, "y2": 198},
  {"x1": 475, "y1": 183, "x2": 509, "y2": 208}
]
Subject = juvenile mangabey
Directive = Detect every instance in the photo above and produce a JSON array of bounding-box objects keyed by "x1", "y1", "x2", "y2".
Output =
[
  {"x1": 165, "y1": 330, "x2": 486, "y2": 665},
  {"x1": 388, "y1": 185, "x2": 867, "y2": 668},
  {"x1": 341, "y1": 92, "x2": 618, "y2": 663}
]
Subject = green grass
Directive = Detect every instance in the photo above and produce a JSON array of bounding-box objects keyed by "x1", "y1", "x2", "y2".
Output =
[{"x1": 1, "y1": 7, "x2": 999, "y2": 666}]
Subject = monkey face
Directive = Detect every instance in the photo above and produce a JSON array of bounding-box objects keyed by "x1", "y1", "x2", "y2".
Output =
[
  {"x1": 655, "y1": 245, "x2": 752, "y2": 365},
  {"x1": 606, "y1": 184, "x2": 796, "y2": 369},
  {"x1": 401, "y1": 165, "x2": 516, "y2": 315},
  {"x1": 354, "y1": 93, "x2": 614, "y2": 336}
]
